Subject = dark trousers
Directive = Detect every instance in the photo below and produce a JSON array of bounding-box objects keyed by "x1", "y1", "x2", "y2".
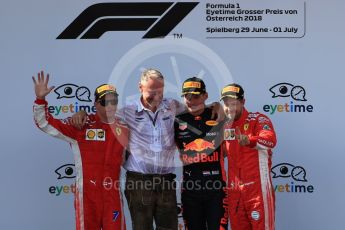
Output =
[
  {"x1": 124, "y1": 171, "x2": 178, "y2": 230},
  {"x1": 182, "y1": 189, "x2": 228, "y2": 230}
]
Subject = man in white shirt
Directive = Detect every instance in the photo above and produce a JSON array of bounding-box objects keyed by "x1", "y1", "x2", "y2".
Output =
[{"x1": 122, "y1": 69, "x2": 181, "y2": 230}]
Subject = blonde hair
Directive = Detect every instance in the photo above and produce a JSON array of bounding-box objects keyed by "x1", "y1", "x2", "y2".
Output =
[{"x1": 140, "y1": 69, "x2": 164, "y2": 83}]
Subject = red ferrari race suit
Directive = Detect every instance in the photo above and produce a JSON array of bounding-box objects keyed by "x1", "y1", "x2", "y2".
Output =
[
  {"x1": 223, "y1": 108, "x2": 277, "y2": 230},
  {"x1": 33, "y1": 99, "x2": 128, "y2": 230}
]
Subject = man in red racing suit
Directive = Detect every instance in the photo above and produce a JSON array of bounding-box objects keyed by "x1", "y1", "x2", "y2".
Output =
[
  {"x1": 221, "y1": 83, "x2": 277, "y2": 230},
  {"x1": 33, "y1": 71, "x2": 128, "y2": 230}
]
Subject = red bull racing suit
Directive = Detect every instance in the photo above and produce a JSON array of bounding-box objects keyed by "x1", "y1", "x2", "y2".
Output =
[
  {"x1": 223, "y1": 108, "x2": 277, "y2": 230},
  {"x1": 33, "y1": 99, "x2": 128, "y2": 230},
  {"x1": 174, "y1": 108, "x2": 228, "y2": 230}
]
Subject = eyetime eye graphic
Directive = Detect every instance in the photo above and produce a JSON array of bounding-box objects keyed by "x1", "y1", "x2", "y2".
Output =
[
  {"x1": 290, "y1": 85, "x2": 307, "y2": 101},
  {"x1": 54, "y1": 84, "x2": 79, "y2": 99},
  {"x1": 269, "y1": 83, "x2": 307, "y2": 101},
  {"x1": 271, "y1": 163, "x2": 308, "y2": 182},
  {"x1": 271, "y1": 163, "x2": 294, "y2": 178},
  {"x1": 75, "y1": 86, "x2": 92, "y2": 102},
  {"x1": 54, "y1": 84, "x2": 92, "y2": 102},
  {"x1": 55, "y1": 164, "x2": 76, "y2": 179},
  {"x1": 291, "y1": 166, "x2": 307, "y2": 182}
]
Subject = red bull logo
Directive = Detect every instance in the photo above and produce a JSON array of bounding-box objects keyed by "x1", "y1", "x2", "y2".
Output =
[
  {"x1": 221, "y1": 187, "x2": 229, "y2": 225},
  {"x1": 183, "y1": 138, "x2": 215, "y2": 152},
  {"x1": 181, "y1": 152, "x2": 219, "y2": 164}
]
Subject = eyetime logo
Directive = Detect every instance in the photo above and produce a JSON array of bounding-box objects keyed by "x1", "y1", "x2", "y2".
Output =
[
  {"x1": 57, "y1": 2, "x2": 199, "y2": 39},
  {"x1": 54, "y1": 84, "x2": 91, "y2": 102},
  {"x1": 49, "y1": 163, "x2": 76, "y2": 196},
  {"x1": 263, "y1": 83, "x2": 314, "y2": 115},
  {"x1": 50, "y1": 83, "x2": 96, "y2": 116},
  {"x1": 271, "y1": 163, "x2": 314, "y2": 194}
]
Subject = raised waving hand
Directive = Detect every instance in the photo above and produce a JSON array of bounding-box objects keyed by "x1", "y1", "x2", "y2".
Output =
[{"x1": 32, "y1": 71, "x2": 55, "y2": 99}]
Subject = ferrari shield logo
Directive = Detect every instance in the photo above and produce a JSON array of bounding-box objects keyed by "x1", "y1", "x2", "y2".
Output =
[{"x1": 115, "y1": 127, "x2": 122, "y2": 136}]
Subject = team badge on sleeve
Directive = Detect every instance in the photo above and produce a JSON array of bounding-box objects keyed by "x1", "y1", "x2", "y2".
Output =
[
  {"x1": 258, "y1": 116, "x2": 270, "y2": 123},
  {"x1": 86, "y1": 129, "x2": 106, "y2": 141},
  {"x1": 97, "y1": 130, "x2": 105, "y2": 139},
  {"x1": 224, "y1": 129, "x2": 236, "y2": 140},
  {"x1": 251, "y1": 211, "x2": 260, "y2": 221},
  {"x1": 263, "y1": 124, "x2": 271, "y2": 130}
]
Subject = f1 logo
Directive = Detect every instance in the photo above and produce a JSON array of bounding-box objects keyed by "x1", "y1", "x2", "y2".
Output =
[{"x1": 57, "y1": 2, "x2": 199, "y2": 39}]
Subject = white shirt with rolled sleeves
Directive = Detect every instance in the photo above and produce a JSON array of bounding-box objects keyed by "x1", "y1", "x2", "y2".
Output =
[{"x1": 119, "y1": 98, "x2": 185, "y2": 174}]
